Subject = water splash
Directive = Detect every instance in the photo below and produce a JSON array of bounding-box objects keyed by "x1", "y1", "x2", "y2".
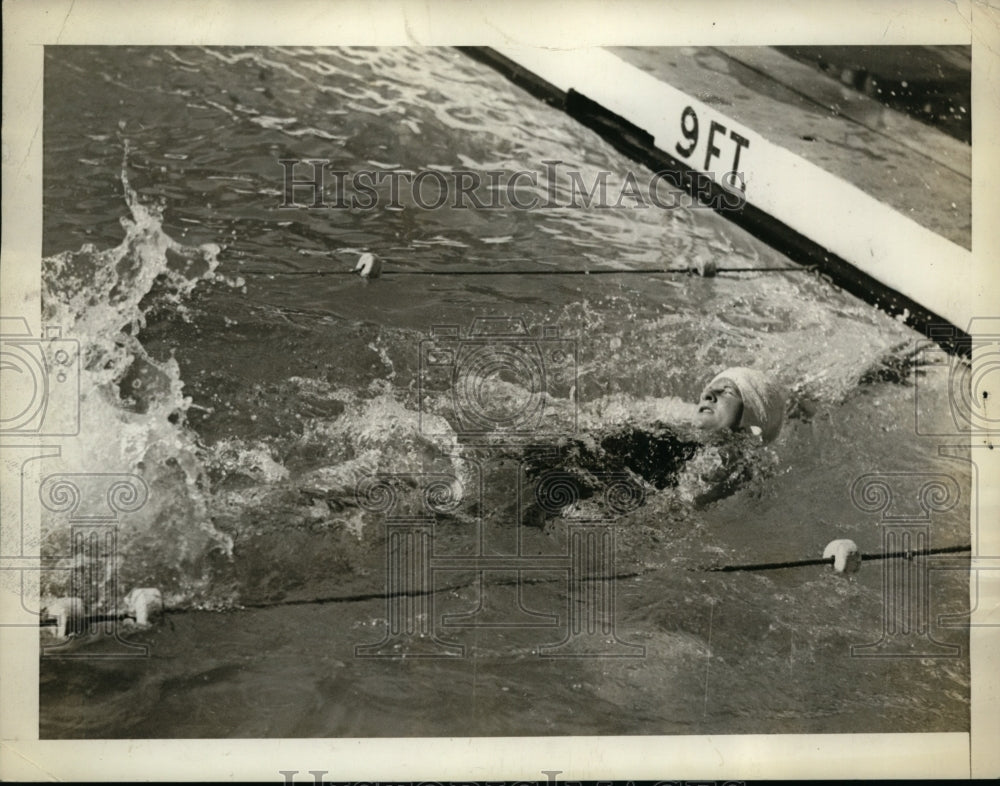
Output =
[{"x1": 41, "y1": 147, "x2": 234, "y2": 608}]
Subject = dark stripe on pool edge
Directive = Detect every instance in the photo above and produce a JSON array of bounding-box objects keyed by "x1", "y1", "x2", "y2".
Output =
[{"x1": 458, "y1": 46, "x2": 971, "y2": 357}]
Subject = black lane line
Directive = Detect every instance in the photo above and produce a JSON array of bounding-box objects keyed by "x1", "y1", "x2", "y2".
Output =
[
  {"x1": 708, "y1": 543, "x2": 972, "y2": 573},
  {"x1": 238, "y1": 267, "x2": 810, "y2": 276}
]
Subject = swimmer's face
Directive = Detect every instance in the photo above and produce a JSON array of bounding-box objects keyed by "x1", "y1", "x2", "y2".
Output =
[{"x1": 696, "y1": 378, "x2": 744, "y2": 432}]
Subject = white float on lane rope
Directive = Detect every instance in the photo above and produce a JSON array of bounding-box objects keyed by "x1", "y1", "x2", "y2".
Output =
[
  {"x1": 124, "y1": 587, "x2": 164, "y2": 626},
  {"x1": 45, "y1": 597, "x2": 84, "y2": 638},
  {"x1": 823, "y1": 539, "x2": 862, "y2": 574},
  {"x1": 353, "y1": 252, "x2": 382, "y2": 278}
]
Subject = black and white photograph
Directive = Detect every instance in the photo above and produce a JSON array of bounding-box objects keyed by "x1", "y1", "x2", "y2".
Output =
[{"x1": 1, "y1": 1, "x2": 998, "y2": 781}]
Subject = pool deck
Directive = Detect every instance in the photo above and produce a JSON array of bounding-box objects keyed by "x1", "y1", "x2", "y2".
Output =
[{"x1": 464, "y1": 46, "x2": 972, "y2": 339}]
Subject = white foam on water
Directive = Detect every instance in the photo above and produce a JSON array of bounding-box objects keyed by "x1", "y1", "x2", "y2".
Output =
[{"x1": 41, "y1": 149, "x2": 236, "y2": 608}]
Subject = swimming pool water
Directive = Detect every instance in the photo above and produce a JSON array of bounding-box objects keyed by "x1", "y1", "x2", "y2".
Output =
[{"x1": 37, "y1": 46, "x2": 970, "y2": 737}]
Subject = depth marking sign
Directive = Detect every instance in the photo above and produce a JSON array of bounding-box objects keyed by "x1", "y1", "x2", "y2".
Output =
[{"x1": 495, "y1": 46, "x2": 973, "y2": 331}]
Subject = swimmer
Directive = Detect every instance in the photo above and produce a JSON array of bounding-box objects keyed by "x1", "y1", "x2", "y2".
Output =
[
  {"x1": 521, "y1": 365, "x2": 787, "y2": 523},
  {"x1": 680, "y1": 366, "x2": 787, "y2": 505},
  {"x1": 695, "y1": 366, "x2": 785, "y2": 444}
]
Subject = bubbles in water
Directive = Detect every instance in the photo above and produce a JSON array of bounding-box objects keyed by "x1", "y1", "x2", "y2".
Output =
[{"x1": 41, "y1": 147, "x2": 233, "y2": 608}]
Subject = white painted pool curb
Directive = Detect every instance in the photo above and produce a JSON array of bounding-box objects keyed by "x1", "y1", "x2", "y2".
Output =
[{"x1": 495, "y1": 46, "x2": 973, "y2": 330}]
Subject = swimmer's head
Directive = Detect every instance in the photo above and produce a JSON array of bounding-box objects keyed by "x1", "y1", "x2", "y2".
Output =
[
  {"x1": 696, "y1": 367, "x2": 786, "y2": 443},
  {"x1": 696, "y1": 377, "x2": 744, "y2": 433}
]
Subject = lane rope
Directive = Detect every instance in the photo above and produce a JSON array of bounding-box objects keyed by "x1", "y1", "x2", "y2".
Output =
[
  {"x1": 38, "y1": 570, "x2": 649, "y2": 624},
  {"x1": 236, "y1": 266, "x2": 812, "y2": 276},
  {"x1": 707, "y1": 543, "x2": 971, "y2": 573},
  {"x1": 39, "y1": 543, "x2": 974, "y2": 628}
]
